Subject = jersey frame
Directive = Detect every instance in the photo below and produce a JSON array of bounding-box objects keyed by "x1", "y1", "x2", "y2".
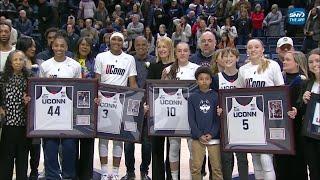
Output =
[
  {"x1": 302, "y1": 93, "x2": 320, "y2": 140},
  {"x1": 146, "y1": 80, "x2": 198, "y2": 137},
  {"x1": 219, "y1": 86, "x2": 295, "y2": 155},
  {"x1": 96, "y1": 84, "x2": 145, "y2": 143},
  {"x1": 27, "y1": 78, "x2": 98, "y2": 138}
]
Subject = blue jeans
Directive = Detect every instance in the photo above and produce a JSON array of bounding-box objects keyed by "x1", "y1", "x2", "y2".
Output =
[
  {"x1": 252, "y1": 29, "x2": 264, "y2": 37},
  {"x1": 43, "y1": 138, "x2": 77, "y2": 180},
  {"x1": 124, "y1": 120, "x2": 151, "y2": 174}
]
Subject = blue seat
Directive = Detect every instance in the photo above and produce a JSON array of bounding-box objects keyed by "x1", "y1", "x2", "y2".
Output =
[
  {"x1": 236, "y1": 45, "x2": 247, "y2": 54},
  {"x1": 267, "y1": 37, "x2": 280, "y2": 46},
  {"x1": 292, "y1": 37, "x2": 304, "y2": 45},
  {"x1": 238, "y1": 54, "x2": 248, "y2": 67},
  {"x1": 271, "y1": 54, "x2": 278, "y2": 60},
  {"x1": 294, "y1": 45, "x2": 303, "y2": 51}
]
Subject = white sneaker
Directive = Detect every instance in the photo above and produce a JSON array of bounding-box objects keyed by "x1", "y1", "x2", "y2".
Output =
[
  {"x1": 101, "y1": 173, "x2": 109, "y2": 180},
  {"x1": 110, "y1": 174, "x2": 119, "y2": 180}
]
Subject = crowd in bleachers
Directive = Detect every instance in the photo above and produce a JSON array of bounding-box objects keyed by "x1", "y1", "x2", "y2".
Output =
[{"x1": 0, "y1": 0, "x2": 319, "y2": 56}]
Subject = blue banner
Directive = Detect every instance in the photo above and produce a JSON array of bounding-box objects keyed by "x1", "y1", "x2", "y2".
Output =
[{"x1": 288, "y1": 8, "x2": 306, "y2": 25}]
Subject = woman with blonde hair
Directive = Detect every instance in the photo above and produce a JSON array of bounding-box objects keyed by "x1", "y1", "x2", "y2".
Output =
[
  {"x1": 148, "y1": 36, "x2": 175, "y2": 180},
  {"x1": 274, "y1": 51, "x2": 308, "y2": 179},
  {"x1": 238, "y1": 39, "x2": 297, "y2": 180},
  {"x1": 210, "y1": 49, "x2": 225, "y2": 75}
]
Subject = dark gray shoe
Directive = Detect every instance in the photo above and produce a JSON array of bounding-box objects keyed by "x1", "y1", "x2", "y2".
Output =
[
  {"x1": 140, "y1": 173, "x2": 151, "y2": 180},
  {"x1": 120, "y1": 173, "x2": 135, "y2": 180}
]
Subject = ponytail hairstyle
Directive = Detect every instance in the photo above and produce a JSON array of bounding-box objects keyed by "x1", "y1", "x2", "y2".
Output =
[
  {"x1": 247, "y1": 39, "x2": 270, "y2": 74},
  {"x1": 211, "y1": 49, "x2": 224, "y2": 75},
  {"x1": 167, "y1": 42, "x2": 190, "y2": 80}
]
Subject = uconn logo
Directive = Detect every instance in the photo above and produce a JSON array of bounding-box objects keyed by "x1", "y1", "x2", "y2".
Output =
[
  {"x1": 245, "y1": 78, "x2": 265, "y2": 87},
  {"x1": 105, "y1": 65, "x2": 125, "y2": 75}
]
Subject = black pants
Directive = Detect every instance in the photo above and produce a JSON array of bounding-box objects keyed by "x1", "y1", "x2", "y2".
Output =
[
  {"x1": 274, "y1": 134, "x2": 308, "y2": 180},
  {"x1": 77, "y1": 138, "x2": 95, "y2": 180},
  {"x1": 124, "y1": 120, "x2": 152, "y2": 174},
  {"x1": 151, "y1": 136, "x2": 171, "y2": 180},
  {"x1": 0, "y1": 126, "x2": 28, "y2": 180},
  {"x1": 304, "y1": 137, "x2": 320, "y2": 180},
  {"x1": 28, "y1": 140, "x2": 41, "y2": 177}
]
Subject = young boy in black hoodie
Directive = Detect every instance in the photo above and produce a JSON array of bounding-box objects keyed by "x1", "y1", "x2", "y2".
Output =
[{"x1": 188, "y1": 66, "x2": 223, "y2": 180}]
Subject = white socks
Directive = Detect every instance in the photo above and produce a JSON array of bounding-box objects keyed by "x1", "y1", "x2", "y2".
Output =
[
  {"x1": 171, "y1": 170, "x2": 179, "y2": 180},
  {"x1": 112, "y1": 166, "x2": 119, "y2": 175},
  {"x1": 101, "y1": 164, "x2": 108, "y2": 174}
]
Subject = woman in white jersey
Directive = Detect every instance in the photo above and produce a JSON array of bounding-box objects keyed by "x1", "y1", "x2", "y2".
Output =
[
  {"x1": 238, "y1": 39, "x2": 297, "y2": 180},
  {"x1": 212, "y1": 48, "x2": 249, "y2": 180},
  {"x1": 301, "y1": 48, "x2": 320, "y2": 180},
  {"x1": 162, "y1": 42, "x2": 199, "y2": 180}
]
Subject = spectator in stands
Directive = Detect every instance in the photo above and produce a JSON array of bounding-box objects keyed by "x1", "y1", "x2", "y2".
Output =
[
  {"x1": 207, "y1": 16, "x2": 221, "y2": 40},
  {"x1": 5, "y1": 19, "x2": 17, "y2": 46},
  {"x1": 215, "y1": 0, "x2": 233, "y2": 25},
  {"x1": 190, "y1": 31, "x2": 216, "y2": 67},
  {"x1": 187, "y1": 10, "x2": 197, "y2": 26},
  {"x1": 14, "y1": 10, "x2": 33, "y2": 36},
  {"x1": 202, "y1": 0, "x2": 217, "y2": 18},
  {"x1": 173, "y1": 16, "x2": 192, "y2": 43},
  {"x1": 121, "y1": 0, "x2": 134, "y2": 17},
  {"x1": 156, "y1": 24, "x2": 168, "y2": 42},
  {"x1": 66, "y1": 24, "x2": 80, "y2": 52},
  {"x1": 36, "y1": 28, "x2": 73, "y2": 61},
  {"x1": 112, "y1": 4, "x2": 125, "y2": 21},
  {"x1": 235, "y1": 9, "x2": 252, "y2": 45},
  {"x1": 0, "y1": 0, "x2": 17, "y2": 15},
  {"x1": 171, "y1": 23, "x2": 188, "y2": 46},
  {"x1": 251, "y1": 3, "x2": 265, "y2": 37},
  {"x1": 249, "y1": 0, "x2": 268, "y2": 11},
  {"x1": 125, "y1": 3, "x2": 143, "y2": 24},
  {"x1": 233, "y1": 0, "x2": 251, "y2": 14},
  {"x1": 144, "y1": 26, "x2": 155, "y2": 55},
  {"x1": 94, "y1": 0, "x2": 109, "y2": 26},
  {"x1": 303, "y1": 7, "x2": 317, "y2": 53},
  {"x1": 166, "y1": 0, "x2": 184, "y2": 33},
  {"x1": 99, "y1": 20, "x2": 114, "y2": 42},
  {"x1": 216, "y1": 32, "x2": 235, "y2": 49},
  {"x1": 78, "y1": 0, "x2": 96, "y2": 19},
  {"x1": 122, "y1": 28, "x2": 133, "y2": 53},
  {"x1": 148, "y1": 0, "x2": 167, "y2": 33},
  {"x1": 80, "y1": 18, "x2": 99, "y2": 44},
  {"x1": 311, "y1": 7, "x2": 320, "y2": 49},
  {"x1": 127, "y1": 14, "x2": 144, "y2": 40},
  {"x1": 62, "y1": 15, "x2": 81, "y2": 35},
  {"x1": 196, "y1": 18, "x2": 208, "y2": 48},
  {"x1": 276, "y1": 37, "x2": 294, "y2": 69},
  {"x1": 17, "y1": 0, "x2": 33, "y2": 20},
  {"x1": 141, "y1": 0, "x2": 152, "y2": 26},
  {"x1": 99, "y1": 32, "x2": 110, "y2": 53},
  {"x1": 112, "y1": 17, "x2": 124, "y2": 32},
  {"x1": 38, "y1": 0, "x2": 53, "y2": 40},
  {"x1": 263, "y1": 4, "x2": 283, "y2": 37},
  {"x1": 220, "y1": 17, "x2": 238, "y2": 39}
]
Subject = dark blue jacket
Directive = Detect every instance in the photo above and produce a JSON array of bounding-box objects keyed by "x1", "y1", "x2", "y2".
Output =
[
  {"x1": 189, "y1": 50, "x2": 213, "y2": 67},
  {"x1": 188, "y1": 89, "x2": 220, "y2": 140}
]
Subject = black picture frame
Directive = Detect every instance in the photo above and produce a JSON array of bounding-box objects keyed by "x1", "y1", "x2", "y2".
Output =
[
  {"x1": 27, "y1": 78, "x2": 98, "y2": 138},
  {"x1": 219, "y1": 86, "x2": 295, "y2": 155},
  {"x1": 96, "y1": 84, "x2": 145, "y2": 143},
  {"x1": 302, "y1": 93, "x2": 320, "y2": 140},
  {"x1": 146, "y1": 80, "x2": 198, "y2": 137}
]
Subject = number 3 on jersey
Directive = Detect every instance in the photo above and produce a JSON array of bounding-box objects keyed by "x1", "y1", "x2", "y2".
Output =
[{"x1": 47, "y1": 106, "x2": 61, "y2": 116}]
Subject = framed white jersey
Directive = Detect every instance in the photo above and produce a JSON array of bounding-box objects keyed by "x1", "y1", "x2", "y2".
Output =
[
  {"x1": 35, "y1": 85, "x2": 73, "y2": 130},
  {"x1": 97, "y1": 91, "x2": 125, "y2": 134},
  {"x1": 226, "y1": 95, "x2": 267, "y2": 145},
  {"x1": 153, "y1": 87, "x2": 189, "y2": 131},
  {"x1": 219, "y1": 86, "x2": 295, "y2": 154},
  {"x1": 27, "y1": 78, "x2": 98, "y2": 138}
]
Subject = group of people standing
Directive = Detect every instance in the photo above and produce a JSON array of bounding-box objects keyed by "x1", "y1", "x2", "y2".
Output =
[{"x1": 0, "y1": 18, "x2": 319, "y2": 180}]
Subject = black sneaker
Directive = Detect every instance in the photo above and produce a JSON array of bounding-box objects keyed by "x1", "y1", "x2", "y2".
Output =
[
  {"x1": 140, "y1": 173, "x2": 151, "y2": 180},
  {"x1": 29, "y1": 172, "x2": 39, "y2": 180},
  {"x1": 120, "y1": 173, "x2": 135, "y2": 180}
]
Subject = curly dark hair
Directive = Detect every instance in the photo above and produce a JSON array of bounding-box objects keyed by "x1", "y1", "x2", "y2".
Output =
[
  {"x1": 2, "y1": 50, "x2": 30, "y2": 82},
  {"x1": 74, "y1": 36, "x2": 95, "y2": 61},
  {"x1": 16, "y1": 36, "x2": 36, "y2": 64}
]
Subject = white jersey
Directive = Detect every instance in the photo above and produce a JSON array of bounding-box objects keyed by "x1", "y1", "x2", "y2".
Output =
[
  {"x1": 154, "y1": 88, "x2": 189, "y2": 130},
  {"x1": 39, "y1": 57, "x2": 81, "y2": 78},
  {"x1": 35, "y1": 86, "x2": 73, "y2": 130},
  {"x1": 97, "y1": 91, "x2": 125, "y2": 134},
  {"x1": 165, "y1": 62, "x2": 199, "y2": 80},
  {"x1": 95, "y1": 51, "x2": 137, "y2": 86},
  {"x1": 0, "y1": 47, "x2": 15, "y2": 72},
  {"x1": 227, "y1": 96, "x2": 266, "y2": 145},
  {"x1": 238, "y1": 60, "x2": 284, "y2": 88},
  {"x1": 218, "y1": 72, "x2": 240, "y2": 89}
]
